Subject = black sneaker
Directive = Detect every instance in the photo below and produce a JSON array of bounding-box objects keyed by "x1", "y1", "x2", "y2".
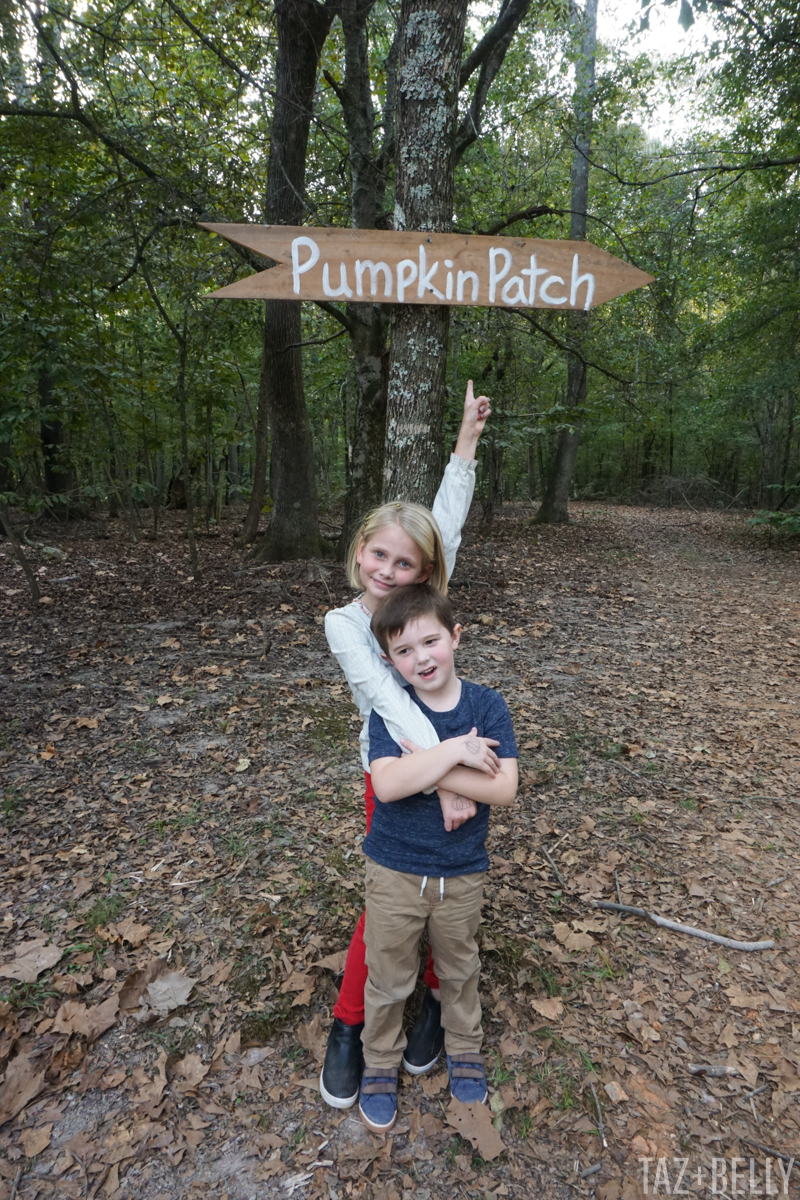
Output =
[
  {"x1": 402, "y1": 990, "x2": 444, "y2": 1075},
  {"x1": 319, "y1": 1018, "x2": 364, "y2": 1109}
]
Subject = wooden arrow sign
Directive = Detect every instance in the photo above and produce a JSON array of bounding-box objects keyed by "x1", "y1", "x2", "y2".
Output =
[{"x1": 199, "y1": 224, "x2": 653, "y2": 311}]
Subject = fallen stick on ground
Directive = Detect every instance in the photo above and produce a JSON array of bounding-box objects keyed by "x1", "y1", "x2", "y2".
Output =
[
  {"x1": 541, "y1": 846, "x2": 565, "y2": 888},
  {"x1": 593, "y1": 901, "x2": 776, "y2": 951},
  {"x1": 739, "y1": 1138, "x2": 796, "y2": 1167},
  {"x1": 688, "y1": 1064, "x2": 742, "y2": 1078},
  {"x1": 588, "y1": 1081, "x2": 607, "y2": 1148},
  {"x1": 610, "y1": 759, "x2": 797, "y2": 806}
]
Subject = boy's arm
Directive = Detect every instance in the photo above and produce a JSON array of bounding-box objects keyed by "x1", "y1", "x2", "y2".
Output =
[
  {"x1": 434, "y1": 760, "x2": 518, "y2": 807},
  {"x1": 369, "y1": 729, "x2": 500, "y2": 803},
  {"x1": 400, "y1": 687, "x2": 518, "y2": 807}
]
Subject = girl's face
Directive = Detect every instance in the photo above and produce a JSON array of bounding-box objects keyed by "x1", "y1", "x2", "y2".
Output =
[{"x1": 356, "y1": 523, "x2": 433, "y2": 611}]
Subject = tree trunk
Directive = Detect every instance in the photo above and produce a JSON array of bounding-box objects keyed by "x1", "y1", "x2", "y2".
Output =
[
  {"x1": 340, "y1": 303, "x2": 389, "y2": 551},
  {"x1": 0, "y1": 504, "x2": 41, "y2": 603},
  {"x1": 255, "y1": 297, "x2": 327, "y2": 559},
  {"x1": 535, "y1": 0, "x2": 597, "y2": 525},
  {"x1": 227, "y1": 443, "x2": 242, "y2": 503},
  {"x1": 382, "y1": 0, "x2": 469, "y2": 505},
  {"x1": 242, "y1": 0, "x2": 335, "y2": 555},
  {"x1": 39, "y1": 366, "x2": 76, "y2": 516},
  {"x1": 177, "y1": 334, "x2": 200, "y2": 578},
  {"x1": 330, "y1": 2, "x2": 393, "y2": 553}
]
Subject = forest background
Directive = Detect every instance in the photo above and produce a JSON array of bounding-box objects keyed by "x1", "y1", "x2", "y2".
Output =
[{"x1": 1, "y1": 0, "x2": 799, "y2": 558}]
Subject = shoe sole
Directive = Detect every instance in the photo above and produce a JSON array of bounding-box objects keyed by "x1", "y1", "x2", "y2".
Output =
[
  {"x1": 359, "y1": 1102, "x2": 397, "y2": 1133},
  {"x1": 401, "y1": 1050, "x2": 441, "y2": 1076},
  {"x1": 319, "y1": 1068, "x2": 358, "y2": 1110},
  {"x1": 451, "y1": 1086, "x2": 488, "y2": 1104}
]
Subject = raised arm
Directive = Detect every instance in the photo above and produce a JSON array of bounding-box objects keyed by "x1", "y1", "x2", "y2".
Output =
[{"x1": 432, "y1": 381, "x2": 490, "y2": 582}]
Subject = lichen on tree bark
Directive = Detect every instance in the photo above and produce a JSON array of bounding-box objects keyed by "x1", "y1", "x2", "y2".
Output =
[{"x1": 382, "y1": 0, "x2": 468, "y2": 506}]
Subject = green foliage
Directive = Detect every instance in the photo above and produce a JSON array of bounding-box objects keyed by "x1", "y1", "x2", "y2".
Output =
[
  {"x1": 748, "y1": 510, "x2": 800, "y2": 537},
  {"x1": 1, "y1": 0, "x2": 799, "y2": 519},
  {"x1": 82, "y1": 895, "x2": 124, "y2": 930}
]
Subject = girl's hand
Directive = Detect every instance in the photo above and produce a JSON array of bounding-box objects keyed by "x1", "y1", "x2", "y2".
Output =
[
  {"x1": 438, "y1": 788, "x2": 477, "y2": 832},
  {"x1": 454, "y1": 379, "x2": 491, "y2": 460},
  {"x1": 449, "y1": 727, "x2": 500, "y2": 775}
]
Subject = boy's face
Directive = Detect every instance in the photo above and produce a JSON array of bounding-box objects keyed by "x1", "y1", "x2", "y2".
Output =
[{"x1": 385, "y1": 615, "x2": 461, "y2": 696}]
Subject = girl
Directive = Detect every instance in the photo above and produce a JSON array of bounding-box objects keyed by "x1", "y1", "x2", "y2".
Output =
[{"x1": 321, "y1": 382, "x2": 491, "y2": 1109}]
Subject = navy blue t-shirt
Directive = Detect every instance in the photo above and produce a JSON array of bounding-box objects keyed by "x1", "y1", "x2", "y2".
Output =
[{"x1": 364, "y1": 680, "x2": 518, "y2": 877}]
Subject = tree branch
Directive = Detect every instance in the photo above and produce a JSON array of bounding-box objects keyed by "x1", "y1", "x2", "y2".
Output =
[
  {"x1": 705, "y1": 0, "x2": 800, "y2": 51},
  {"x1": 23, "y1": 7, "x2": 181, "y2": 197},
  {"x1": 478, "y1": 204, "x2": 564, "y2": 235},
  {"x1": 458, "y1": 0, "x2": 532, "y2": 90},
  {"x1": 108, "y1": 218, "x2": 185, "y2": 291},
  {"x1": 514, "y1": 310, "x2": 638, "y2": 389},
  {"x1": 455, "y1": 0, "x2": 531, "y2": 164},
  {"x1": 280, "y1": 328, "x2": 348, "y2": 352},
  {"x1": 163, "y1": 0, "x2": 270, "y2": 98},
  {"x1": 589, "y1": 151, "x2": 800, "y2": 190},
  {"x1": 312, "y1": 299, "x2": 355, "y2": 334}
]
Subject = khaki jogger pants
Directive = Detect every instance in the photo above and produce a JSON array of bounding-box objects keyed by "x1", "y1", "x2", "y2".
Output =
[{"x1": 362, "y1": 857, "x2": 485, "y2": 1069}]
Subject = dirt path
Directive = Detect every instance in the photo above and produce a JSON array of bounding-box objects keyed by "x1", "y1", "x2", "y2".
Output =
[{"x1": 1, "y1": 504, "x2": 799, "y2": 1200}]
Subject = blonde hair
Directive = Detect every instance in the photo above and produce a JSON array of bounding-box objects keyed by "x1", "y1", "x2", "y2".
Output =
[{"x1": 346, "y1": 501, "x2": 448, "y2": 594}]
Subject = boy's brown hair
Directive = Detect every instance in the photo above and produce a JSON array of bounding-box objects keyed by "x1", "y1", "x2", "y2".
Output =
[{"x1": 370, "y1": 583, "x2": 457, "y2": 655}]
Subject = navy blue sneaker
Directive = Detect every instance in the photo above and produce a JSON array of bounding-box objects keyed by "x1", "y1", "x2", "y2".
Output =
[
  {"x1": 319, "y1": 1018, "x2": 363, "y2": 1109},
  {"x1": 359, "y1": 1067, "x2": 398, "y2": 1133},
  {"x1": 447, "y1": 1053, "x2": 488, "y2": 1104},
  {"x1": 402, "y1": 990, "x2": 444, "y2": 1074}
]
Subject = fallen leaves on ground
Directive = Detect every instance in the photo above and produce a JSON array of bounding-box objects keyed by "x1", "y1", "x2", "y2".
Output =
[{"x1": 0, "y1": 503, "x2": 798, "y2": 1199}]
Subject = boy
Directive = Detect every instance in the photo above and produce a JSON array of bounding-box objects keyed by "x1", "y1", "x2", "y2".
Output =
[{"x1": 359, "y1": 584, "x2": 518, "y2": 1133}]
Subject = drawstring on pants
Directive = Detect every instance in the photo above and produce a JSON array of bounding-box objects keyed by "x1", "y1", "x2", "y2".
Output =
[{"x1": 419, "y1": 875, "x2": 445, "y2": 900}]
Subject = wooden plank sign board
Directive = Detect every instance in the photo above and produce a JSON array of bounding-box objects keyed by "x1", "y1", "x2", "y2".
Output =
[{"x1": 199, "y1": 223, "x2": 654, "y2": 311}]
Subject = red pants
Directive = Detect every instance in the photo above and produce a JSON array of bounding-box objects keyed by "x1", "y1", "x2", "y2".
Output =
[{"x1": 332, "y1": 772, "x2": 439, "y2": 1026}]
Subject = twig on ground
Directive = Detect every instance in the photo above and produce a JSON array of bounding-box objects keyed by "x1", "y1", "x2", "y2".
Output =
[
  {"x1": 316, "y1": 568, "x2": 333, "y2": 606},
  {"x1": 542, "y1": 846, "x2": 565, "y2": 888},
  {"x1": 766, "y1": 875, "x2": 789, "y2": 889},
  {"x1": 581, "y1": 1163, "x2": 602, "y2": 1179},
  {"x1": 612, "y1": 759, "x2": 706, "y2": 796},
  {"x1": 611, "y1": 759, "x2": 797, "y2": 806},
  {"x1": 744, "y1": 1083, "x2": 770, "y2": 1100},
  {"x1": 69, "y1": 1152, "x2": 89, "y2": 1198},
  {"x1": 739, "y1": 1138, "x2": 796, "y2": 1166},
  {"x1": 688, "y1": 1064, "x2": 741, "y2": 1078},
  {"x1": 9, "y1": 1167, "x2": 24, "y2": 1200},
  {"x1": 593, "y1": 901, "x2": 776, "y2": 951},
  {"x1": 678, "y1": 489, "x2": 700, "y2": 513},
  {"x1": 229, "y1": 850, "x2": 254, "y2": 884},
  {"x1": 614, "y1": 871, "x2": 622, "y2": 904},
  {"x1": 588, "y1": 1081, "x2": 607, "y2": 1148}
]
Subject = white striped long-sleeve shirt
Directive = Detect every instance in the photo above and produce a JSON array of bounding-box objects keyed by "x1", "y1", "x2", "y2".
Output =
[{"x1": 324, "y1": 454, "x2": 477, "y2": 771}]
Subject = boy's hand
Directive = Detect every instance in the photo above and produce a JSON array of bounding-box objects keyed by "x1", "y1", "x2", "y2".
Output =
[
  {"x1": 450, "y1": 727, "x2": 500, "y2": 775},
  {"x1": 438, "y1": 789, "x2": 477, "y2": 831},
  {"x1": 454, "y1": 380, "x2": 491, "y2": 460}
]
